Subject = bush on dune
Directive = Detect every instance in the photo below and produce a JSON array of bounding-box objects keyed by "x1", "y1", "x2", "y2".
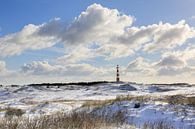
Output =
[
  {"x1": 4, "y1": 108, "x2": 25, "y2": 118},
  {"x1": 0, "y1": 110, "x2": 128, "y2": 129}
]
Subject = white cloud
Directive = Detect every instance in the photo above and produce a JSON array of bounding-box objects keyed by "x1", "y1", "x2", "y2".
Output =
[
  {"x1": 125, "y1": 57, "x2": 155, "y2": 76},
  {"x1": 1, "y1": 3, "x2": 195, "y2": 84},
  {"x1": 0, "y1": 19, "x2": 60, "y2": 57},
  {"x1": 125, "y1": 52, "x2": 195, "y2": 77},
  {"x1": 21, "y1": 61, "x2": 111, "y2": 77},
  {"x1": 157, "y1": 45, "x2": 195, "y2": 67},
  {"x1": 95, "y1": 44, "x2": 134, "y2": 60},
  {"x1": 21, "y1": 61, "x2": 61, "y2": 75},
  {"x1": 60, "y1": 3, "x2": 134, "y2": 45},
  {"x1": 157, "y1": 66, "x2": 195, "y2": 76},
  {"x1": 1, "y1": 4, "x2": 195, "y2": 60},
  {"x1": 56, "y1": 3, "x2": 135, "y2": 60},
  {"x1": 0, "y1": 60, "x2": 13, "y2": 77},
  {"x1": 154, "y1": 46, "x2": 195, "y2": 76},
  {"x1": 169, "y1": 46, "x2": 195, "y2": 61},
  {"x1": 144, "y1": 20, "x2": 195, "y2": 52},
  {"x1": 0, "y1": 3, "x2": 135, "y2": 60},
  {"x1": 0, "y1": 61, "x2": 6, "y2": 72},
  {"x1": 56, "y1": 45, "x2": 97, "y2": 64},
  {"x1": 156, "y1": 55, "x2": 186, "y2": 68},
  {"x1": 113, "y1": 20, "x2": 195, "y2": 52},
  {"x1": 191, "y1": 16, "x2": 195, "y2": 19}
]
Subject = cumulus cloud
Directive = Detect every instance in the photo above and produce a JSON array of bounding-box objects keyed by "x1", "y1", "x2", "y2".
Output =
[
  {"x1": 157, "y1": 66, "x2": 195, "y2": 76},
  {"x1": 1, "y1": 3, "x2": 195, "y2": 60},
  {"x1": 95, "y1": 44, "x2": 134, "y2": 60},
  {"x1": 126, "y1": 57, "x2": 155, "y2": 76},
  {"x1": 144, "y1": 20, "x2": 195, "y2": 52},
  {"x1": 191, "y1": 16, "x2": 195, "y2": 20},
  {"x1": 0, "y1": 61, "x2": 6, "y2": 72},
  {"x1": 56, "y1": 46, "x2": 97, "y2": 64},
  {"x1": 156, "y1": 45, "x2": 195, "y2": 68},
  {"x1": 167, "y1": 46, "x2": 195, "y2": 61},
  {"x1": 154, "y1": 46, "x2": 195, "y2": 76},
  {"x1": 156, "y1": 55, "x2": 186, "y2": 68},
  {"x1": 0, "y1": 60, "x2": 13, "y2": 77},
  {"x1": 21, "y1": 61, "x2": 110, "y2": 77},
  {"x1": 60, "y1": 3, "x2": 134, "y2": 45},
  {"x1": 113, "y1": 20, "x2": 195, "y2": 52},
  {"x1": 125, "y1": 51, "x2": 195, "y2": 77},
  {"x1": 0, "y1": 19, "x2": 60, "y2": 57},
  {"x1": 0, "y1": 4, "x2": 135, "y2": 59},
  {"x1": 56, "y1": 3, "x2": 135, "y2": 60},
  {"x1": 1, "y1": 3, "x2": 195, "y2": 84},
  {"x1": 21, "y1": 61, "x2": 61, "y2": 75},
  {"x1": 58, "y1": 4, "x2": 195, "y2": 59}
]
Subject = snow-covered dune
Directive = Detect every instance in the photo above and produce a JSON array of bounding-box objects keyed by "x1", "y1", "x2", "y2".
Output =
[{"x1": 0, "y1": 82, "x2": 194, "y2": 128}]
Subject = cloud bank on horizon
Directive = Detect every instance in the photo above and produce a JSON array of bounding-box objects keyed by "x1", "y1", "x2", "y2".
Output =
[{"x1": 0, "y1": 3, "x2": 195, "y2": 84}]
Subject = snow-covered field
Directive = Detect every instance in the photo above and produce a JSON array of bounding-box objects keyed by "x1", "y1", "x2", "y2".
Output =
[{"x1": 0, "y1": 82, "x2": 194, "y2": 129}]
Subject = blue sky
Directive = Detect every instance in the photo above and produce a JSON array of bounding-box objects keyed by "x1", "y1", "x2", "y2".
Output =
[
  {"x1": 1, "y1": 0, "x2": 195, "y2": 34},
  {"x1": 0, "y1": 0, "x2": 195, "y2": 84}
]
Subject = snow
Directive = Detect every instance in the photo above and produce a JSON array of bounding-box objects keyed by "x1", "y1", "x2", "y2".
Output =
[
  {"x1": 0, "y1": 82, "x2": 194, "y2": 128},
  {"x1": 92, "y1": 101, "x2": 195, "y2": 129}
]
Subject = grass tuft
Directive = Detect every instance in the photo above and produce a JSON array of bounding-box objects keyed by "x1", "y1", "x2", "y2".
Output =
[{"x1": 4, "y1": 108, "x2": 25, "y2": 118}]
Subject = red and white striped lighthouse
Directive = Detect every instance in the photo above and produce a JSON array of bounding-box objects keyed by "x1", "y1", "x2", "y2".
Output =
[{"x1": 116, "y1": 65, "x2": 120, "y2": 82}]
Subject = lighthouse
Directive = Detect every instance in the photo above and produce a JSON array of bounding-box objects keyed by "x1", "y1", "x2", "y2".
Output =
[{"x1": 116, "y1": 65, "x2": 120, "y2": 82}]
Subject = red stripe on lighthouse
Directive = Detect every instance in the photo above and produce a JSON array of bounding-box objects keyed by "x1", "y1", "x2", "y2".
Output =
[{"x1": 116, "y1": 65, "x2": 120, "y2": 82}]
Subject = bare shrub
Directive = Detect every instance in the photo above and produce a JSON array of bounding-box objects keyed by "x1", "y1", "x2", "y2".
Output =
[
  {"x1": 186, "y1": 96, "x2": 195, "y2": 106},
  {"x1": 0, "y1": 111, "x2": 176, "y2": 129},
  {"x1": 4, "y1": 108, "x2": 25, "y2": 118},
  {"x1": 143, "y1": 121, "x2": 174, "y2": 129},
  {"x1": 82, "y1": 100, "x2": 114, "y2": 108},
  {"x1": 82, "y1": 95, "x2": 150, "y2": 109},
  {"x1": 115, "y1": 95, "x2": 151, "y2": 103},
  {"x1": 164, "y1": 95, "x2": 195, "y2": 106},
  {"x1": 0, "y1": 110, "x2": 129, "y2": 129},
  {"x1": 0, "y1": 118, "x2": 20, "y2": 129}
]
